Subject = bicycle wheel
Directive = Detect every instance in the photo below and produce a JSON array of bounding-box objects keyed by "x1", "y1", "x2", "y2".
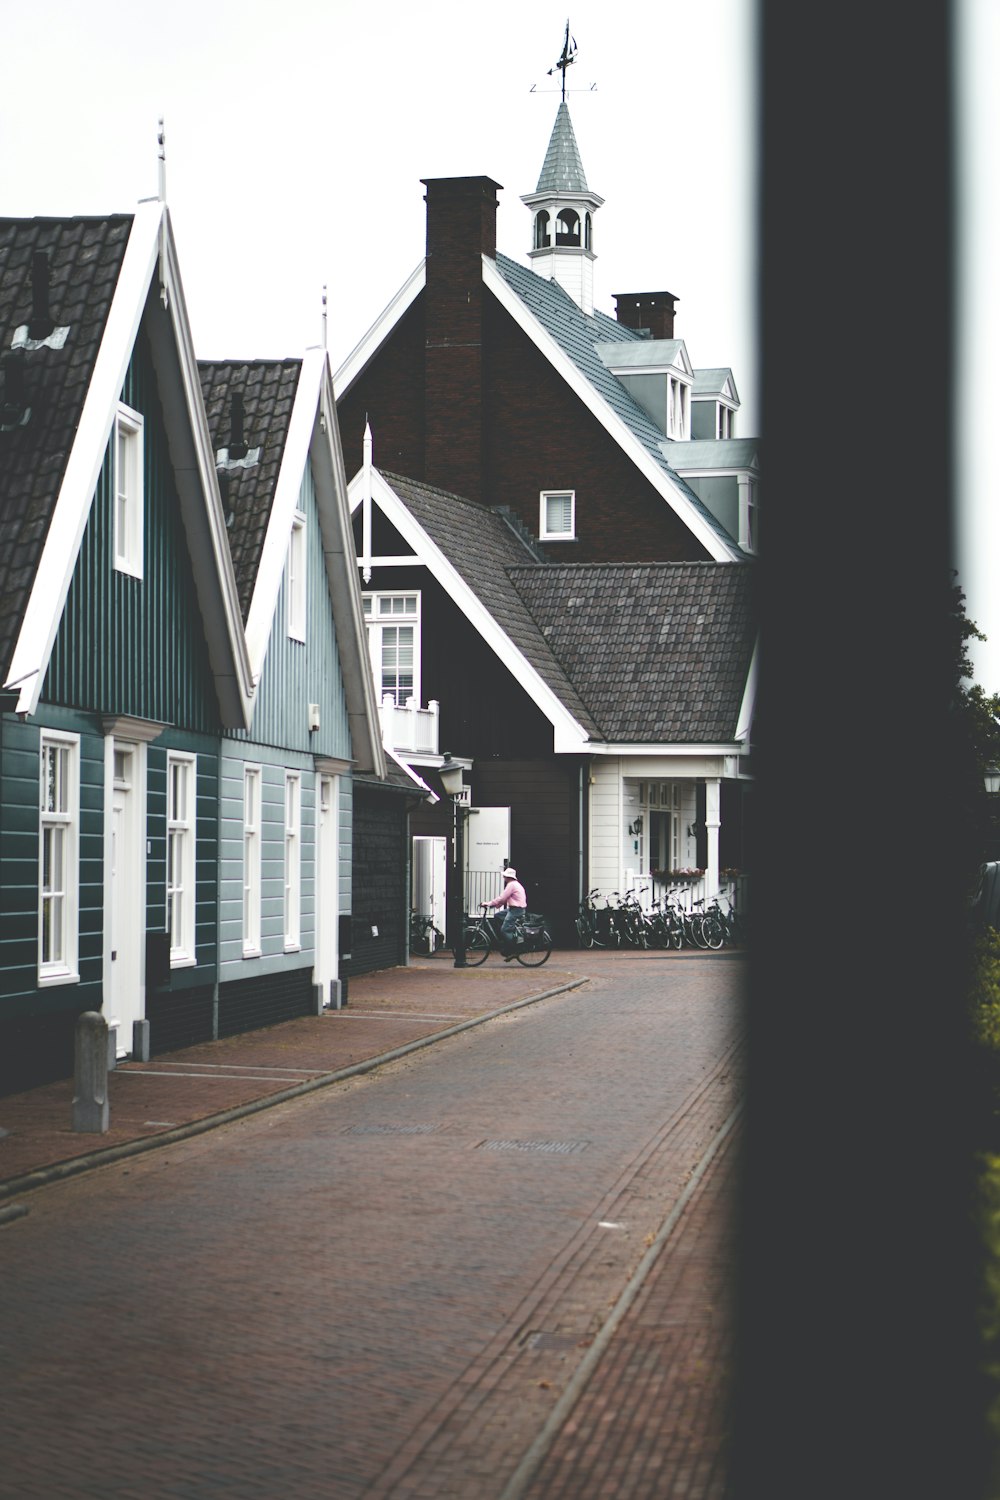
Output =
[
  {"x1": 575, "y1": 915, "x2": 594, "y2": 949},
  {"x1": 463, "y1": 928, "x2": 491, "y2": 966},
  {"x1": 516, "y1": 930, "x2": 552, "y2": 966},
  {"x1": 702, "y1": 916, "x2": 725, "y2": 950}
]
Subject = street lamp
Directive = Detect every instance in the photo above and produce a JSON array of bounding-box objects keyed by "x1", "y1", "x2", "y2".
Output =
[
  {"x1": 986, "y1": 767, "x2": 1000, "y2": 795},
  {"x1": 440, "y1": 753, "x2": 468, "y2": 968}
]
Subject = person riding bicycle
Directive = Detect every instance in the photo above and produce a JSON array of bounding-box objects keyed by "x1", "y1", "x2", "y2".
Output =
[{"x1": 484, "y1": 866, "x2": 527, "y2": 958}]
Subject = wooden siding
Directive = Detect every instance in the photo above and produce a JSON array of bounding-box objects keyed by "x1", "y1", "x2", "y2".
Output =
[
  {"x1": 471, "y1": 758, "x2": 584, "y2": 946},
  {"x1": 43, "y1": 332, "x2": 221, "y2": 733},
  {"x1": 218, "y1": 747, "x2": 316, "y2": 981},
  {"x1": 345, "y1": 784, "x2": 408, "y2": 975},
  {"x1": 226, "y1": 462, "x2": 351, "y2": 757},
  {"x1": 0, "y1": 707, "x2": 105, "y2": 1018}
]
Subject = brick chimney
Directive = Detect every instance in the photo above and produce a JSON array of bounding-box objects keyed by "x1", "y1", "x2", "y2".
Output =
[
  {"x1": 421, "y1": 176, "x2": 502, "y2": 501},
  {"x1": 612, "y1": 290, "x2": 678, "y2": 340}
]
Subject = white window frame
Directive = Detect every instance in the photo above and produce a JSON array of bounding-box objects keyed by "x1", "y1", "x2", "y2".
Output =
[
  {"x1": 242, "y1": 765, "x2": 262, "y2": 958},
  {"x1": 362, "y1": 591, "x2": 421, "y2": 707},
  {"x1": 38, "y1": 731, "x2": 80, "y2": 984},
  {"x1": 539, "y1": 489, "x2": 576, "y2": 541},
  {"x1": 667, "y1": 376, "x2": 691, "y2": 441},
  {"x1": 113, "y1": 403, "x2": 144, "y2": 578},
  {"x1": 167, "y1": 753, "x2": 197, "y2": 967},
  {"x1": 287, "y1": 509, "x2": 307, "y2": 641},
  {"x1": 283, "y1": 771, "x2": 301, "y2": 951}
]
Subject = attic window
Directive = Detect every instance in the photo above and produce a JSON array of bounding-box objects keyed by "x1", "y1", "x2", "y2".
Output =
[
  {"x1": 667, "y1": 376, "x2": 690, "y2": 441},
  {"x1": 540, "y1": 490, "x2": 576, "y2": 541},
  {"x1": 555, "y1": 209, "x2": 580, "y2": 247},
  {"x1": 287, "y1": 510, "x2": 307, "y2": 642},
  {"x1": 534, "y1": 211, "x2": 551, "y2": 249},
  {"x1": 717, "y1": 405, "x2": 735, "y2": 439},
  {"x1": 113, "y1": 403, "x2": 144, "y2": 578}
]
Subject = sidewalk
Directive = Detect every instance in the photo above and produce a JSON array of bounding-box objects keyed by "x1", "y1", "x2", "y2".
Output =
[{"x1": 0, "y1": 954, "x2": 587, "y2": 1202}]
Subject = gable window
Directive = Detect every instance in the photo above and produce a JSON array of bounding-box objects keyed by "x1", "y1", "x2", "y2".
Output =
[
  {"x1": 243, "y1": 765, "x2": 261, "y2": 957},
  {"x1": 113, "y1": 403, "x2": 143, "y2": 577},
  {"x1": 540, "y1": 490, "x2": 576, "y2": 541},
  {"x1": 167, "y1": 753, "x2": 196, "y2": 966},
  {"x1": 362, "y1": 592, "x2": 420, "y2": 706},
  {"x1": 39, "y1": 732, "x2": 80, "y2": 983},
  {"x1": 283, "y1": 771, "x2": 301, "y2": 950},
  {"x1": 287, "y1": 509, "x2": 307, "y2": 641}
]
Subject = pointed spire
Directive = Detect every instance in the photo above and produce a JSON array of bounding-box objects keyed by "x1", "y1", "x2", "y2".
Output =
[
  {"x1": 535, "y1": 101, "x2": 589, "y2": 195},
  {"x1": 157, "y1": 118, "x2": 169, "y2": 311}
]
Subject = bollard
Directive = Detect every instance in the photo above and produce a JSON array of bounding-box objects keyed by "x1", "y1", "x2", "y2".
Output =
[
  {"x1": 329, "y1": 978, "x2": 346, "y2": 1010},
  {"x1": 72, "y1": 1012, "x2": 110, "y2": 1134},
  {"x1": 311, "y1": 983, "x2": 325, "y2": 1016},
  {"x1": 132, "y1": 1018, "x2": 150, "y2": 1063}
]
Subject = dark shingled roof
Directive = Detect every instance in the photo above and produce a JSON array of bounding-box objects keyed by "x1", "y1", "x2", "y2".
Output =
[
  {"x1": 380, "y1": 472, "x2": 755, "y2": 745},
  {"x1": 508, "y1": 561, "x2": 756, "y2": 742},
  {"x1": 198, "y1": 360, "x2": 302, "y2": 622},
  {"x1": 380, "y1": 471, "x2": 601, "y2": 738},
  {"x1": 0, "y1": 215, "x2": 133, "y2": 681}
]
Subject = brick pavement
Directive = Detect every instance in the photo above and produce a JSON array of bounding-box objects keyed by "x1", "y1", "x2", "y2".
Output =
[
  {"x1": 0, "y1": 947, "x2": 747, "y2": 1500},
  {"x1": 0, "y1": 954, "x2": 589, "y2": 1195}
]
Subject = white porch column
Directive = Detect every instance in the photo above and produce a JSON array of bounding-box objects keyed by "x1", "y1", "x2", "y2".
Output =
[{"x1": 705, "y1": 777, "x2": 721, "y2": 896}]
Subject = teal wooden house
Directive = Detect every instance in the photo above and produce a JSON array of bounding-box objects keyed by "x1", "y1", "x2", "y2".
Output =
[
  {"x1": 198, "y1": 352, "x2": 384, "y2": 1026},
  {"x1": 0, "y1": 205, "x2": 255, "y2": 1088}
]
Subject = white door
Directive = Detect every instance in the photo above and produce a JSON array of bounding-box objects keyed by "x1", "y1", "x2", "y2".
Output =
[
  {"x1": 107, "y1": 744, "x2": 143, "y2": 1056},
  {"x1": 314, "y1": 774, "x2": 339, "y2": 1001},
  {"x1": 412, "y1": 836, "x2": 448, "y2": 943}
]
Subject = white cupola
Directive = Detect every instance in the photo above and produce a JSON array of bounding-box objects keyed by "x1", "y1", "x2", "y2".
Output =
[{"x1": 521, "y1": 102, "x2": 604, "y2": 315}]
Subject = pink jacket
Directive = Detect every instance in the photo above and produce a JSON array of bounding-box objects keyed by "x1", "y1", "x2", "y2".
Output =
[{"x1": 487, "y1": 879, "x2": 527, "y2": 910}]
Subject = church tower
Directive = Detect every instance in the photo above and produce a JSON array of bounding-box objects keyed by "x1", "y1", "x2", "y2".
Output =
[{"x1": 521, "y1": 101, "x2": 604, "y2": 316}]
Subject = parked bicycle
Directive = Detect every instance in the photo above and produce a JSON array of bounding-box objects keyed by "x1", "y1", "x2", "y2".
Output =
[
  {"x1": 463, "y1": 906, "x2": 553, "y2": 966},
  {"x1": 409, "y1": 910, "x2": 446, "y2": 956}
]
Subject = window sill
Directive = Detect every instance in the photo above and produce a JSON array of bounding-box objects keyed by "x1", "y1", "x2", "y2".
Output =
[
  {"x1": 169, "y1": 954, "x2": 197, "y2": 970},
  {"x1": 284, "y1": 941, "x2": 301, "y2": 954},
  {"x1": 38, "y1": 968, "x2": 81, "y2": 988},
  {"x1": 242, "y1": 946, "x2": 262, "y2": 960},
  {"x1": 540, "y1": 534, "x2": 578, "y2": 543}
]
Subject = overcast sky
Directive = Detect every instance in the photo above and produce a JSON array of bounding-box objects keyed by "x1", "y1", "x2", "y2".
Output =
[
  {"x1": 0, "y1": 0, "x2": 757, "y2": 423},
  {"x1": 4, "y1": 1, "x2": 996, "y2": 693}
]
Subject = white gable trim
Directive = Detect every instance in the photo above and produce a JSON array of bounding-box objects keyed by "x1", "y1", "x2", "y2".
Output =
[
  {"x1": 6, "y1": 203, "x2": 158, "y2": 712},
  {"x1": 735, "y1": 638, "x2": 758, "y2": 743},
  {"x1": 481, "y1": 259, "x2": 736, "y2": 562},
  {"x1": 332, "y1": 261, "x2": 425, "y2": 401},
  {"x1": 348, "y1": 468, "x2": 592, "y2": 753},
  {"x1": 245, "y1": 350, "x2": 321, "y2": 677},
  {"x1": 4, "y1": 202, "x2": 254, "y2": 724}
]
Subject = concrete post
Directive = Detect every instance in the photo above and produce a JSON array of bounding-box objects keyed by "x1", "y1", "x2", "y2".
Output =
[
  {"x1": 132, "y1": 1018, "x2": 150, "y2": 1063},
  {"x1": 72, "y1": 1012, "x2": 109, "y2": 1134}
]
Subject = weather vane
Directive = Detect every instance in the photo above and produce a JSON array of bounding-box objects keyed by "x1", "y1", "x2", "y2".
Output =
[
  {"x1": 531, "y1": 22, "x2": 595, "y2": 97},
  {"x1": 549, "y1": 21, "x2": 577, "y2": 102}
]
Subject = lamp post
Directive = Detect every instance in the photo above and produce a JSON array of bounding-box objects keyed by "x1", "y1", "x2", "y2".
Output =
[{"x1": 440, "y1": 753, "x2": 468, "y2": 968}]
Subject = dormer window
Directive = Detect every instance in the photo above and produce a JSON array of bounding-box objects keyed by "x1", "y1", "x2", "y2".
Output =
[
  {"x1": 113, "y1": 403, "x2": 143, "y2": 578},
  {"x1": 534, "y1": 210, "x2": 551, "y2": 249},
  {"x1": 540, "y1": 490, "x2": 576, "y2": 541},
  {"x1": 717, "y1": 405, "x2": 735, "y2": 439},
  {"x1": 556, "y1": 209, "x2": 581, "y2": 246}
]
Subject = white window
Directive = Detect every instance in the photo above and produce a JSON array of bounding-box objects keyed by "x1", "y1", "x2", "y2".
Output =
[
  {"x1": 114, "y1": 403, "x2": 144, "y2": 577},
  {"x1": 283, "y1": 771, "x2": 301, "y2": 950},
  {"x1": 243, "y1": 765, "x2": 261, "y2": 957},
  {"x1": 287, "y1": 510, "x2": 306, "y2": 641},
  {"x1": 667, "y1": 376, "x2": 690, "y2": 440},
  {"x1": 167, "y1": 753, "x2": 196, "y2": 966},
  {"x1": 38, "y1": 733, "x2": 80, "y2": 983},
  {"x1": 540, "y1": 490, "x2": 576, "y2": 541},
  {"x1": 717, "y1": 404, "x2": 735, "y2": 440},
  {"x1": 362, "y1": 592, "x2": 420, "y2": 706}
]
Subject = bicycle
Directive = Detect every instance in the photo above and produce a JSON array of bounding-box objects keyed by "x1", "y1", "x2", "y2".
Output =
[
  {"x1": 409, "y1": 909, "x2": 447, "y2": 955},
  {"x1": 462, "y1": 906, "x2": 553, "y2": 966}
]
